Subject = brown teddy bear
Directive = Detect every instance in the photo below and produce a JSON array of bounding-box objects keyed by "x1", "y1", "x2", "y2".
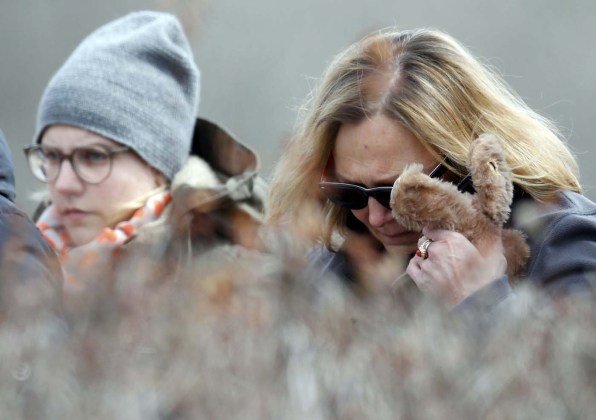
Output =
[{"x1": 390, "y1": 134, "x2": 530, "y2": 281}]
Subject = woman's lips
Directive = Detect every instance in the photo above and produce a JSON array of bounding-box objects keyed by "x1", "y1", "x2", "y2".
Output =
[{"x1": 61, "y1": 209, "x2": 89, "y2": 223}]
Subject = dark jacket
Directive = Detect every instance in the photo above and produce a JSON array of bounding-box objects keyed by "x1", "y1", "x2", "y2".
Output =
[
  {"x1": 0, "y1": 130, "x2": 63, "y2": 317},
  {"x1": 315, "y1": 189, "x2": 596, "y2": 311},
  {"x1": 456, "y1": 189, "x2": 596, "y2": 316}
]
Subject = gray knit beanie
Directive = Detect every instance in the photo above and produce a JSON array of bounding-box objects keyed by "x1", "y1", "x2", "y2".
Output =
[{"x1": 34, "y1": 11, "x2": 200, "y2": 180}]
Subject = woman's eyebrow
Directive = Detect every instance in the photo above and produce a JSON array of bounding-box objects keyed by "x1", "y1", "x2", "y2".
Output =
[
  {"x1": 333, "y1": 166, "x2": 401, "y2": 187},
  {"x1": 334, "y1": 175, "x2": 396, "y2": 188},
  {"x1": 39, "y1": 142, "x2": 69, "y2": 151},
  {"x1": 334, "y1": 176, "x2": 363, "y2": 187}
]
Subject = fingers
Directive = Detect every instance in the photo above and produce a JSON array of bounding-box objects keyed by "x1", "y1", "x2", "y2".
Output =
[
  {"x1": 409, "y1": 228, "x2": 508, "y2": 305},
  {"x1": 406, "y1": 258, "x2": 430, "y2": 293},
  {"x1": 422, "y1": 226, "x2": 460, "y2": 242}
]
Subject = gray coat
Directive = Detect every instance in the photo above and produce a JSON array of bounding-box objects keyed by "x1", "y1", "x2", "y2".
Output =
[
  {"x1": 0, "y1": 130, "x2": 63, "y2": 316},
  {"x1": 456, "y1": 189, "x2": 596, "y2": 316}
]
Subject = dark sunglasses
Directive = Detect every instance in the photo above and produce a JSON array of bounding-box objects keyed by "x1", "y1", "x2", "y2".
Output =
[{"x1": 319, "y1": 161, "x2": 473, "y2": 210}]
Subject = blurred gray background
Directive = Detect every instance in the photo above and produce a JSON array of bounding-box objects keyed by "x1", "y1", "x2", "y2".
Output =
[{"x1": 1, "y1": 0, "x2": 595, "y2": 215}]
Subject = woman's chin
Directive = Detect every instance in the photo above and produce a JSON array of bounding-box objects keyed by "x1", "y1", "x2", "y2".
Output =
[
  {"x1": 66, "y1": 227, "x2": 102, "y2": 248},
  {"x1": 383, "y1": 234, "x2": 419, "y2": 256},
  {"x1": 383, "y1": 243, "x2": 418, "y2": 256},
  {"x1": 374, "y1": 232, "x2": 420, "y2": 256}
]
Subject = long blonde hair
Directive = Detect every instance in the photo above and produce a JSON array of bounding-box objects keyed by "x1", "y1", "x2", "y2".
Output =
[{"x1": 267, "y1": 28, "x2": 581, "y2": 247}]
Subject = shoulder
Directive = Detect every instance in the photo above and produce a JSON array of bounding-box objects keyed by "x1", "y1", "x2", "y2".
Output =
[
  {"x1": 515, "y1": 190, "x2": 596, "y2": 247},
  {"x1": 526, "y1": 190, "x2": 596, "y2": 222},
  {"x1": 0, "y1": 196, "x2": 44, "y2": 247},
  {"x1": 513, "y1": 190, "x2": 596, "y2": 295},
  {"x1": 0, "y1": 196, "x2": 63, "y2": 311}
]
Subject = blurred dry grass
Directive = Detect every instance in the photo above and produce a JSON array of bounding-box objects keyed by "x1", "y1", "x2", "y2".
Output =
[{"x1": 0, "y1": 227, "x2": 594, "y2": 419}]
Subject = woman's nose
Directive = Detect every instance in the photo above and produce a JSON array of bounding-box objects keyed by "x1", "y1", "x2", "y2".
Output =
[
  {"x1": 367, "y1": 196, "x2": 393, "y2": 227},
  {"x1": 53, "y1": 160, "x2": 84, "y2": 194}
]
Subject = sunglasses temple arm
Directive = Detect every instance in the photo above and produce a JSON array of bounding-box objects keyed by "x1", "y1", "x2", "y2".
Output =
[
  {"x1": 431, "y1": 160, "x2": 475, "y2": 194},
  {"x1": 456, "y1": 175, "x2": 474, "y2": 193},
  {"x1": 429, "y1": 163, "x2": 448, "y2": 179}
]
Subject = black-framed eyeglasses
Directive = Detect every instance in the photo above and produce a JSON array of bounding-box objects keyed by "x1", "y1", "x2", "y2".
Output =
[
  {"x1": 319, "y1": 161, "x2": 472, "y2": 210},
  {"x1": 24, "y1": 144, "x2": 131, "y2": 184}
]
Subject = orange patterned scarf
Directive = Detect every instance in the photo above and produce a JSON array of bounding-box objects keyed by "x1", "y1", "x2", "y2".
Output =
[{"x1": 37, "y1": 191, "x2": 171, "y2": 288}]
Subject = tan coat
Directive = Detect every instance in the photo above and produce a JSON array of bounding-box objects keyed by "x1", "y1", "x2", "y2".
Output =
[{"x1": 125, "y1": 117, "x2": 268, "y2": 281}]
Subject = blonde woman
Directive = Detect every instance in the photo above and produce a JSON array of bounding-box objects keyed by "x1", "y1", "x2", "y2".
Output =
[
  {"x1": 268, "y1": 28, "x2": 596, "y2": 309},
  {"x1": 26, "y1": 12, "x2": 265, "y2": 304}
]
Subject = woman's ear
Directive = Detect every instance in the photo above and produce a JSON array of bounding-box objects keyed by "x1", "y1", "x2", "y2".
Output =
[{"x1": 154, "y1": 170, "x2": 167, "y2": 188}]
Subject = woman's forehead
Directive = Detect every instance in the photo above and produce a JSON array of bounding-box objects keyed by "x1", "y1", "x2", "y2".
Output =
[{"x1": 332, "y1": 115, "x2": 435, "y2": 184}]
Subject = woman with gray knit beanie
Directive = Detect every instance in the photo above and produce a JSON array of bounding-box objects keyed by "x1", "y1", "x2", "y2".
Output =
[{"x1": 25, "y1": 11, "x2": 266, "y2": 304}]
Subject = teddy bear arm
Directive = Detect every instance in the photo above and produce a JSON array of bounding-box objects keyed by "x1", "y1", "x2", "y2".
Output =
[{"x1": 501, "y1": 228, "x2": 530, "y2": 281}]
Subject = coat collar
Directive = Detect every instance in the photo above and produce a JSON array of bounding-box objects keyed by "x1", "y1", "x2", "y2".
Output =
[
  {"x1": 191, "y1": 118, "x2": 259, "y2": 178},
  {"x1": 172, "y1": 117, "x2": 267, "y2": 218}
]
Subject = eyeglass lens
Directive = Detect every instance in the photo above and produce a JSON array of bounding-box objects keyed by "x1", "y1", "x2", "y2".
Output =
[{"x1": 28, "y1": 146, "x2": 115, "y2": 184}]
